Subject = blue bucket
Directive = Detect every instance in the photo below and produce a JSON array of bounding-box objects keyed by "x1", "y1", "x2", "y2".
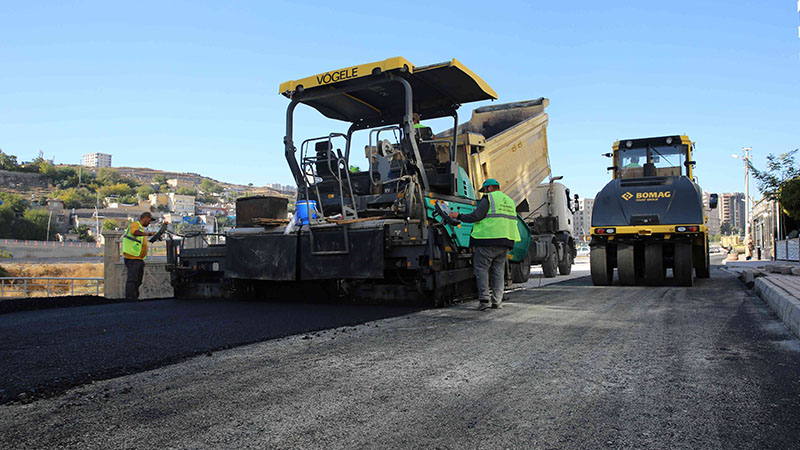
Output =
[{"x1": 295, "y1": 200, "x2": 318, "y2": 225}]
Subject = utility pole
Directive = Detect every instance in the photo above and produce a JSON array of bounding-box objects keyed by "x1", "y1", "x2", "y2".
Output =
[
  {"x1": 732, "y1": 148, "x2": 752, "y2": 241},
  {"x1": 743, "y1": 147, "x2": 751, "y2": 242}
]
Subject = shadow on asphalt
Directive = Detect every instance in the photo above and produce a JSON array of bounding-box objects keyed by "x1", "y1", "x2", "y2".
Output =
[{"x1": 0, "y1": 298, "x2": 422, "y2": 404}]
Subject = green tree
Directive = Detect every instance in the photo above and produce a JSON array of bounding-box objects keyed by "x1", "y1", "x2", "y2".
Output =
[
  {"x1": 720, "y1": 222, "x2": 734, "y2": 235},
  {"x1": 200, "y1": 179, "x2": 223, "y2": 194},
  {"x1": 54, "y1": 166, "x2": 79, "y2": 188},
  {"x1": 97, "y1": 168, "x2": 122, "y2": 186},
  {"x1": 21, "y1": 208, "x2": 51, "y2": 240},
  {"x1": 751, "y1": 149, "x2": 800, "y2": 221},
  {"x1": 779, "y1": 177, "x2": 800, "y2": 220},
  {"x1": 153, "y1": 174, "x2": 167, "y2": 184},
  {"x1": 102, "y1": 219, "x2": 117, "y2": 230},
  {"x1": 176, "y1": 187, "x2": 197, "y2": 196},
  {"x1": 97, "y1": 182, "x2": 134, "y2": 199},
  {"x1": 0, "y1": 204, "x2": 15, "y2": 238},
  {"x1": 0, "y1": 192, "x2": 27, "y2": 213},
  {"x1": 137, "y1": 185, "x2": 154, "y2": 199},
  {"x1": 0, "y1": 150, "x2": 19, "y2": 171},
  {"x1": 53, "y1": 187, "x2": 94, "y2": 209},
  {"x1": 38, "y1": 160, "x2": 57, "y2": 179},
  {"x1": 74, "y1": 225, "x2": 95, "y2": 242}
]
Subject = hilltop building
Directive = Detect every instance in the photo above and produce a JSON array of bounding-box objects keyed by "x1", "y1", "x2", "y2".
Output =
[{"x1": 82, "y1": 153, "x2": 112, "y2": 168}]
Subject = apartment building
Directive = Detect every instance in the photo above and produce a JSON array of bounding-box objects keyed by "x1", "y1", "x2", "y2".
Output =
[
  {"x1": 719, "y1": 192, "x2": 745, "y2": 231},
  {"x1": 81, "y1": 153, "x2": 112, "y2": 168},
  {"x1": 573, "y1": 197, "x2": 594, "y2": 242}
]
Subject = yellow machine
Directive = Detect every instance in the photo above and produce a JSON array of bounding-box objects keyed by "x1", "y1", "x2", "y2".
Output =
[{"x1": 589, "y1": 135, "x2": 718, "y2": 286}]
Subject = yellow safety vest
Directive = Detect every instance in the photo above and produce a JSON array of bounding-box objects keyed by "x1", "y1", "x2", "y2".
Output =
[
  {"x1": 471, "y1": 191, "x2": 521, "y2": 242},
  {"x1": 122, "y1": 221, "x2": 146, "y2": 259}
]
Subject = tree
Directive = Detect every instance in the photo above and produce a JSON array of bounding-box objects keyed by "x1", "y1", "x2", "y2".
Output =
[
  {"x1": 21, "y1": 209, "x2": 50, "y2": 240},
  {"x1": 54, "y1": 166, "x2": 79, "y2": 188},
  {"x1": 176, "y1": 187, "x2": 197, "y2": 196},
  {"x1": 751, "y1": 149, "x2": 800, "y2": 220},
  {"x1": 97, "y1": 168, "x2": 122, "y2": 186},
  {"x1": 720, "y1": 222, "x2": 734, "y2": 236},
  {"x1": 200, "y1": 179, "x2": 223, "y2": 194},
  {"x1": 38, "y1": 161, "x2": 57, "y2": 179},
  {"x1": 153, "y1": 174, "x2": 167, "y2": 185},
  {"x1": 0, "y1": 205, "x2": 15, "y2": 238},
  {"x1": 97, "y1": 183, "x2": 134, "y2": 199},
  {"x1": 75, "y1": 225, "x2": 95, "y2": 243},
  {"x1": 137, "y1": 185, "x2": 154, "y2": 199},
  {"x1": 102, "y1": 219, "x2": 117, "y2": 230},
  {"x1": 0, "y1": 192, "x2": 27, "y2": 213},
  {"x1": 0, "y1": 150, "x2": 19, "y2": 171},
  {"x1": 53, "y1": 187, "x2": 94, "y2": 209},
  {"x1": 779, "y1": 177, "x2": 800, "y2": 221}
]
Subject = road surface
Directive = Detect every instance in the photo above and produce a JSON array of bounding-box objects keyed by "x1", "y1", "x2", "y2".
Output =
[{"x1": 1, "y1": 257, "x2": 799, "y2": 449}]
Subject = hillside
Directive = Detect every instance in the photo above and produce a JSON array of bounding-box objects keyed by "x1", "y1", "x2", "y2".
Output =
[{"x1": 0, "y1": 165, "x2": 283, "y2": 199}]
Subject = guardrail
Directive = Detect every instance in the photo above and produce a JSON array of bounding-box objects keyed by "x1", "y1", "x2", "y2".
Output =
[
  {"x1": 0, "y1": 239, "x2": 102, "y2": 248},
  {"x1": 0, "y1": 277, "x2": 104, "y2": 298},
  {"x1": 776, "y1": 238, "x2": 800, "y2": 262}
]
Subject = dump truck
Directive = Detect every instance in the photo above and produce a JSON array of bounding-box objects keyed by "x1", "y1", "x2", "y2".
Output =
[
  {"x1": 167, "y1": 57, "x2": 575, "y2": 304},
  {"x1": 589, "y1": 135, "x2": 718, "y2": 286},
  {"x1": 446, "y1": 99, "x2": 577, "y2": 281}
]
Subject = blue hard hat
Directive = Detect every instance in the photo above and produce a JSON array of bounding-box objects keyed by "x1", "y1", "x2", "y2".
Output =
[{"x1": 479, "y1": 178, "x2": 500, "y2": 192}]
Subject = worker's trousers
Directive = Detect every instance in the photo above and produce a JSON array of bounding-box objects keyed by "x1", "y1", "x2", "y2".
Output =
[
  {"x1": 124, "y1": 258, "x2": 145, "y2": 299},
  {"x1": 473, "y1": 246, "x2": 508, "y2": 305}
]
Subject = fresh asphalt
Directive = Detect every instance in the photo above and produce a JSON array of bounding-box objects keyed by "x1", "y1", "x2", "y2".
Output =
[
  {"x1": 0, "y1": 299, "x2": 420, "y2": 404},
  {"x1": 2, "y1": 257, "x2": 800, "y2": 449}
]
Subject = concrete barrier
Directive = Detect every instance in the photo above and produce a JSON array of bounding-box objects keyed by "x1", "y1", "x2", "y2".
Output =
[
  {"x1": 755, "y1": 276, "x2": 800, "y2": 339},
  {"x1": 102, "y1": 230, "x2": 173, "y2": 299}
]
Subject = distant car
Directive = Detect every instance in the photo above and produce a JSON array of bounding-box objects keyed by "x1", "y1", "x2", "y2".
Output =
[
  {"x1": 576, "y1": 243, "x2": 590, "y2": 257},
  {"x1": 709, "y1": 246, "x2": 723, "y2": 254}
]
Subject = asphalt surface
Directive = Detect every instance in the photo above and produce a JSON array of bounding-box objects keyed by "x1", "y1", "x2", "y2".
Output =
[
  {"x1": 0, "y1": 299, "x2": 419, "y2": 403},
  {"x1": 2, "y1": 258, "x2": 800, "y2": 449}
]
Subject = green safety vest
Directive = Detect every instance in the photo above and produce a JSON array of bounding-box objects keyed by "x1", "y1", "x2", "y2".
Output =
[
  {"x1": 122, "y1": 221, "x2": 145, "y2": 259},
  {"x1": 471, "y1": 190, "x2": 522, "y2": 242}
]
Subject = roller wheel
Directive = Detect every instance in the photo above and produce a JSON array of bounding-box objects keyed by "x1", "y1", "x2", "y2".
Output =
[
  {"x1": 590, "y1": 245, "x2": 613, "y2": 286},
  {"x1": 674, "y1": 242, "x2": 694, "y2": 286},
  {"x1": 511, "y1": 252, "x2": 531, "y2": 283},
  {"x1": 695, "y1": 239, "x2": 711, "y2": 278},
  {"x1": 644, "y1": 243, "x2": 665, "y2": 286},
  {"x1": 558, "y1": 245, "x2": 573, "y2": 275},
  {"x1": 617, "y1": 243, "x2": 637, "y2": 286},
  {"x1": 542, "y1": 244, "x2": 558, "y2": 278}
]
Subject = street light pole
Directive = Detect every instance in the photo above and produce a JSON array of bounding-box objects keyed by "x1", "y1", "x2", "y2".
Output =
[
  {"x1": 742, "y1": 147, "x2": 751, "y2": 242},
  {"x1": 732, "y1": 148, "x2": 752, "y2": 241}
]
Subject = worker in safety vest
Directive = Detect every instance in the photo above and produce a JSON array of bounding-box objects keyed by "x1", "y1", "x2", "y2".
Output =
[
  {"x1": 450, "y1": 178, "x2": 521, "y2": 310},
  {"x1": 122, "y1": 211, "x2": 155, "y2": 299}
]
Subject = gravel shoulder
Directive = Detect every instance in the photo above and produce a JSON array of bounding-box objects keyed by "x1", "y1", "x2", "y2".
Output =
[{"x1": 2, "y1": 264, "x2": 799, "y2": 449}]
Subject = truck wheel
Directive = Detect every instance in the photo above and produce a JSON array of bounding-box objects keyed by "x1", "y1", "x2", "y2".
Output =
[
  {"x1": 617, "y1": 243, "x2": 637, "y2": 286},
  {"x1": 542, "y1": 244, "x2": 558, "y2": 278},
  {"x1": 694, "y1": 240, "x2": 711, "y2": 278},
  {"x1": 644, "y1": 243, "x2": 665, "y2": 286},
  {"x1": 590, "y1": 245, "x2": 613, "y2": 286},
  {"x1": 674, "y1": 242, "x2": 694, "y2": 286},
  {"x1": 558, "y1": 247, "x2": 573, "y2": 275},
  {"x1": 511, "y1": 252, "x2": 531, "y2": 283}
]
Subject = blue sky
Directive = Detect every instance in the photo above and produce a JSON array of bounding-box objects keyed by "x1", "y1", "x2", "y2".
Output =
[{"x1": 1, "y1": 1, "x2": 797, "y2": 199}]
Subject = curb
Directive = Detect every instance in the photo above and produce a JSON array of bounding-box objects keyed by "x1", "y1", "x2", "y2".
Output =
[{"x1": 754, "y1": 277, "x2": 800, "y2": 339}]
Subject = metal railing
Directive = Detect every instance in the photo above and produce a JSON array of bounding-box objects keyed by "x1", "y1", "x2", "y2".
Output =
[{"x1": 0, "y1": 277, "x2": 104, "y2": 298}]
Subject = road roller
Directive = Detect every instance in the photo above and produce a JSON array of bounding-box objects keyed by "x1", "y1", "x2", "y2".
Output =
[{"x1": 589, "y1": 135, "x2": 717, "y2": 286}]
